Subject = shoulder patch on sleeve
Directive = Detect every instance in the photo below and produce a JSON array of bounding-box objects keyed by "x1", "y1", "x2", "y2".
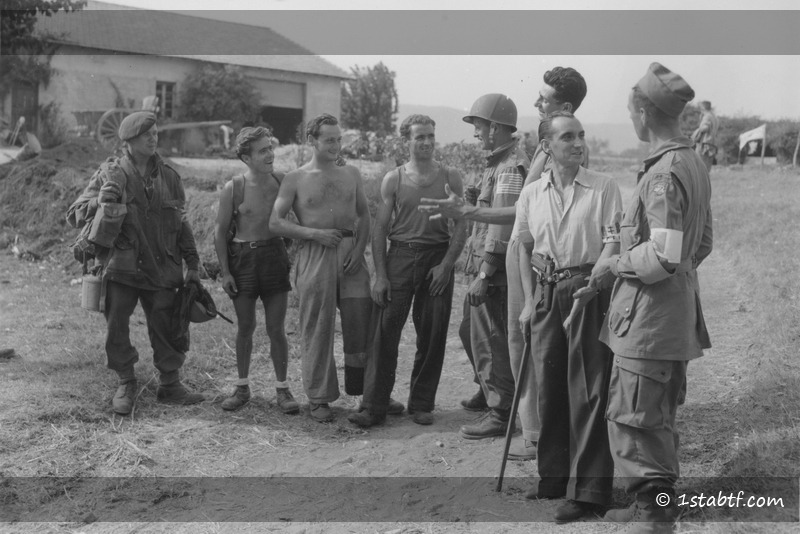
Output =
[{"x1": 651, "y1": 173, "x2": 672, "y2": 196}]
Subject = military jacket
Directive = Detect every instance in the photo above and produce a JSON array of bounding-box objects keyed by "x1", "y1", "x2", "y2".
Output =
[
  {"x1": 464, "y1": 140, "x2": 529, "y2": 284},
  {"x1": 600, "y1": 137, "x2": 712, "y2": 360},
  {"x1": 72, "y1": 152, "x2": 199, "y2": 290}
]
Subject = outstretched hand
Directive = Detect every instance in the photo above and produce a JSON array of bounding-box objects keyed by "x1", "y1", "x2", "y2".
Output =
[{"x1": 418, "y1": 184, "x2": 467, "y2": 220}]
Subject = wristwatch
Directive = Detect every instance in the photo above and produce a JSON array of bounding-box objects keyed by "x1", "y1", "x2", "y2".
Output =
[{"x1": 478, "y1": 271, "x2": 488, "y2": 281}]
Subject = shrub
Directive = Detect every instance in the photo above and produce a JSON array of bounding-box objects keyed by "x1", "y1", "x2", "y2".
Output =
[{"x1": 38, "y1": 101, "x2": 70, "y2": 148}]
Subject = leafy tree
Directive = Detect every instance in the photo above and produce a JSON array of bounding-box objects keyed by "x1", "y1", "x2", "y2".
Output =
[
  {"x1": 0, "y1": 0, "x2": 86, "y2": 96},
  {"x1": 341, "y1": 62, "x2": 399, "y2": 137},
  {"x1": 178, "y1": 63, "x2": 262, "y2": 125}
]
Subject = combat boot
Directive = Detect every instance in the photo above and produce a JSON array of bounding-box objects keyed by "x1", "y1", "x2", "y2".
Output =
[
  {"x1": 460, "y1": 389, "x2": 488, "y2": 411},
  {"x1": 112, "y1": 379, "x2": 137, "y2": 415},
  {"x1": 275, "y1": 387, "x2": 300, "y2": 414},
  {"x1": 156, "y1": 381, "x2": 205, "y2": 405},
  {"x1": 609, "y1": 487, "x2": 680, "y2": 534},
  {"x1": 459, "y1": 408, "x2": 513, "y2": 440},
  {"x1": 221, "y1": 385, "x2": 251, "y2": 411}
]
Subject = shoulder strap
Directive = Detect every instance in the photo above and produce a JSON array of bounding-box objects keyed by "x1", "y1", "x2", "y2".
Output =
[{"x1": 232, "y1": 174, "x2": 245, "y2": 216}]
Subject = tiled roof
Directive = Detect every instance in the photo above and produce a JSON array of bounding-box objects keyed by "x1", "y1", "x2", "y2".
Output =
[{"x1": 33, "y1": 1, "x2": 350, "y2": 79}]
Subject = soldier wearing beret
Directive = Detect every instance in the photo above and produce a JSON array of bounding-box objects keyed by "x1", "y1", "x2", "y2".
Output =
[
  {"x1": 67, "y1": 111, "x2": 205, "y2": 415},
  {"x1": 590, "y1": 63, "x2": 713, "y2": 532}
]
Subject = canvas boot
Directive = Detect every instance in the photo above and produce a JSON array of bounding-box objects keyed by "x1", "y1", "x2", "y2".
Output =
[
  {"x1": 156, "y1": 381, "x2": 205, "y2": 405},
  {"x1": 460, "y1": 408, "x2": 513, "y2": 440},
  {"x1": 275, "y1": 387, "x2": 300, "y2": 414},
  {"x1": 112, "y1": 379, "x2": 137, "y2": 415},
  {"x1": 221, "y1": 385, "x2": 251, "y2": 411},
  {"x1": 460, "y1": 388, "x2": 488, "y2": 411}
]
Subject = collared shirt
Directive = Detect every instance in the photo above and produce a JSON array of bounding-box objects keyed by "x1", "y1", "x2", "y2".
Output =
[
  {"x1": 465, "y1": 140, "x2": 529, "y2": 278},
  {"x1": 516, "y1": 166, "x2": 623, "y2": 269}
]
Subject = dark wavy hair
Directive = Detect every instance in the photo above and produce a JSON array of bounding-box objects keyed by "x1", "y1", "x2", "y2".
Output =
[
  {"x1": 306, "y1": 113, "x2": 339, "y2": 139},
  {"x1": 543, "y1": 67, "x2": 587, "y2": 112},
  {"x1": 234, "y1": 126, "x2": 272, "y2": 160},
  {"x1": 399, "y1": 114, "x2": 436, "y2": 139}
]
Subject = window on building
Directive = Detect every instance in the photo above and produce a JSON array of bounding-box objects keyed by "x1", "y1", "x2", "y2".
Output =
[{"x1": 155, "y1": 82, "x2": 176, "y2": 119}]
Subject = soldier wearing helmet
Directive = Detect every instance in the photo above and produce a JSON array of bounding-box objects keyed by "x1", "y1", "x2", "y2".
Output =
[{"x1": 454, "y1": 94, "x2": 530, "y2": 440}]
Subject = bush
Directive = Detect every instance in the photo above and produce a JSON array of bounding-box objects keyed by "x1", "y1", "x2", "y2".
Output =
[{"x1": 38, "y1": 101, "x2": 70, "y2": 148}]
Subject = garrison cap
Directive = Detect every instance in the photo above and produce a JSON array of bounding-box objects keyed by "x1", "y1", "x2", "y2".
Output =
[
  {"x1": 636, "y1": 63, "x2": 695, "y2": 118},
  {"x1": 118, "y1": 111, "x2": 157, "y2": 141}
]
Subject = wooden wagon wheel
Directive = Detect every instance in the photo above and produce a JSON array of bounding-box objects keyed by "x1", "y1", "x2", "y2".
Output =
[{"x1": 96, "y1": 108, "x2": 130, "y2": 150}]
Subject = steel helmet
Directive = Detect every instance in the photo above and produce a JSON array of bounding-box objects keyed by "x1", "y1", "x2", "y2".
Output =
[{"x1": 462, "y1": 94, "x2": 518, "y2": 132}]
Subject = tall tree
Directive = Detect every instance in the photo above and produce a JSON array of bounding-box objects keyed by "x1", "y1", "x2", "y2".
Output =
[
  {"x1": 0, "y1": 0, "x2": 86, "y2": 96},
  {"x1": 178, "y1": 63, "x2": 262, "y2": 125},
  {"x1": 341, "y1": 62, "x2": 399, "y2": 137}
]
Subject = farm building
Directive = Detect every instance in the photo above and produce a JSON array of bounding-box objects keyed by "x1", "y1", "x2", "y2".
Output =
[{"x1": 2, "y1": 1, "x2": 350, "y2": 148}]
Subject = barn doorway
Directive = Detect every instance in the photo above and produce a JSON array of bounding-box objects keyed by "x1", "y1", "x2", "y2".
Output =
[
  {"x1": 11, "y1": 81, "x2": 38, "y2": 135},
  {"x1": 260, "y1": 106, "x2": 303, "y2": 145}
]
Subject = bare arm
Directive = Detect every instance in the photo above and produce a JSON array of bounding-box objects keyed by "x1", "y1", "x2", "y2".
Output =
[
  {"x1": 344, "y1": 168, "x2": 372, "y2": 274},
  {"x1": 214, "y1": 181, "x2": 237, "y2": 296},
  {"x1": 370, "y1": 170, "x2": 397, "y2": 306}
]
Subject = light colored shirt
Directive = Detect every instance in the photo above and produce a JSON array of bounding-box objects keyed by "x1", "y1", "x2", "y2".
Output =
[{"x1": 516, "y1": 166, "x2": 623, "y2": 269}]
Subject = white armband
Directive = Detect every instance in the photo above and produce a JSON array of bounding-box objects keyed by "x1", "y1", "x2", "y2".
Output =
[{"x1": 650, "y1": 228, "x2": 683, "y2": 264}]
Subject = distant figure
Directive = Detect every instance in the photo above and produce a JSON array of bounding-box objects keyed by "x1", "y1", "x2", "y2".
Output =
[
  {"x1": 269, "y1": 113, "x2": 372, "y2": 423},
  {"x1": 213, "y1": 126, "x2": 299, "y2": 415},
  {"x1": 692, "y1": 100, "x2": 719, "y2": 172}
]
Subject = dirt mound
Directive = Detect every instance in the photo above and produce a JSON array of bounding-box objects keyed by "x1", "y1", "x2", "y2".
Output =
[{"x1": 0, "y1": 137, "x2": 113, "y2": 263}]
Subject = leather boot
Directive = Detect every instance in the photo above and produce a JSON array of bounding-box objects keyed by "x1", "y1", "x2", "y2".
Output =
[
  {"x1": 112, "y1": 379, "x2": 137, "y2": 415},
  {"x1": 459, "y1": 409, "x2": 512, "y2": 439},
  {"x1": 460, "y1": 389, "x2": 488, "y2": 411},
  {"x1": 611, "y1": 488, "x2": 680, "y2": 534}
]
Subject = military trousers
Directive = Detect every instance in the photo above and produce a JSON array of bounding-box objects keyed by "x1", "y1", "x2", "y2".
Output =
[
  {"x1": 361, "y1": 243, "x2": 454, "y2": 416},
  {"x1": 104, "y1": 280, "x2": 186, "y2": 382},
  {"x1": 531, "y1": 277, "x2": 614, "y2": 505},
  {"x1": 606, "y1": 356, "x2": 688, "y2": 494},
  {"x1": 461, "y1": 282, "x2": 514, "y2": 412}
]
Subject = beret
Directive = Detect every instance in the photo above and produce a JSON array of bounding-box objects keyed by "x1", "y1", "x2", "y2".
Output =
[
  {"x1": 636, "y1": 62, "x2": 695, "y2": 118},
  {"x1": 118, "y1": 111, "x2": 157, "y2": 141}
]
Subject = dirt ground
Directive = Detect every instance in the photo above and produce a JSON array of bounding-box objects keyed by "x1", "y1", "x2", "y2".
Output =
[
  {"x1": 0, "y1": 238, "x2": 771, "y2": 534},
  {"x1": 0, "y1": 155, "x2": 793, "y2": 533}
]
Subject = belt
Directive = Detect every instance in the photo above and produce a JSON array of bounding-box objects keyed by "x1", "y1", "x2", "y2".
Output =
[
  {"x1": 390, "y1": 240, "x2": 449, "y2": 250},
  {"x1": 234, "y1": 237, "x2": 283, "y2": 249},
  {"x1": 538, "y1": 263, "x2": 594, "y2": 285}
]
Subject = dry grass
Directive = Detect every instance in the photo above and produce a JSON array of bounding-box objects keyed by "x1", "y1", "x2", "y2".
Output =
[{"x1": 2, "y1": 152, "x2": 799, "y2": 531}]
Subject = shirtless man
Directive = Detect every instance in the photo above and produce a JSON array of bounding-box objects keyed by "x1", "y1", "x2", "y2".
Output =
[
  {"x1": 270, "y1": 114, "x2": 372, "y2": 422},
  {"x1": 214, "y1": 126, "x2": 299, "y2": 414}
]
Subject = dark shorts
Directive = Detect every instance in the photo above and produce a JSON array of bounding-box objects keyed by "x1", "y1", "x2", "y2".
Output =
[{"x1": 228, "y1": 238, "x2": 291, "y2": 300}]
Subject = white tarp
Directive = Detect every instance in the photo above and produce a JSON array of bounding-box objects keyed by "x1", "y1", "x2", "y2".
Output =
[{"x1": 739, "y1": 124, "x2": 767, "y2": 150}]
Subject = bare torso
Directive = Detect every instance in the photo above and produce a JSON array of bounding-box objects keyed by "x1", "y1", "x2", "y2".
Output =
[
  {"x1": 290, "y1": 164, "x2": 360, "y2": 230},
  {"x1": 235, "y1": 172, "x2": 283, "y2": 241}
]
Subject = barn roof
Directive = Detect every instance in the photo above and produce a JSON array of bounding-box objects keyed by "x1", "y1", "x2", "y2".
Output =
[{"x1": 33, "y1": 1, "x2": 351, "y2": 80}]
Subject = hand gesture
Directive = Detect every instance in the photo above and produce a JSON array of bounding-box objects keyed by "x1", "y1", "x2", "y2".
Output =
[{"x1": 418, "y1": 184, "x2": 467, "y2": 220}]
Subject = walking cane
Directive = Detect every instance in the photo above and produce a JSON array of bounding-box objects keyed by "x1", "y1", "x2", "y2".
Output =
[{"x1": 496, "y1": 332, "x2": 531, "y2": 492}]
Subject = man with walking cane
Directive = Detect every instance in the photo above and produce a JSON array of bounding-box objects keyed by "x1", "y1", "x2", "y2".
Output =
[{"x1": 517, "y1": 111, "x2": 623, "y2": 523}]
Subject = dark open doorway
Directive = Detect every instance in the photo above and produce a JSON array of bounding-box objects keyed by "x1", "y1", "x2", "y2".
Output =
[
  {"x1": 11, "y1": 81, "x2": 39, "y2": 135},
  {"x1": 260, "y1": 106, "x2": 303, "y2": 145}
]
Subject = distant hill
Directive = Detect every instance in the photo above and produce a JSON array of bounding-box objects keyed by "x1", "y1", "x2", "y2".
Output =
[{"x1": 398, "y1": 103, "x2": 641, "y2": 154}]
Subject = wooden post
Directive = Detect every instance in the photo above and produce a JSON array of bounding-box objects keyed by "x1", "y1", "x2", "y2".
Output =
[
  {"x1": 761, "y1": 126, "x2": 766, "y2": 166},
  {"x1": 793, "y1": 130, "x2": 800, "y2": 167}
]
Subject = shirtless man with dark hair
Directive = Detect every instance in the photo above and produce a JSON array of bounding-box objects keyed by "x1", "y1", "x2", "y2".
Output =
[
  {"x1": 214, "y1": 126, "x2": 299, "y2": 415},
  {"x1": 269, "y1": 114, "x2": 372, "y2": 423}
]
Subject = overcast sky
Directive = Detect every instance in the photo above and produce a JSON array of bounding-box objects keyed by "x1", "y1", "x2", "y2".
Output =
[{"x1": 87, "y1": 2, "x2": 800, "y2": 126}]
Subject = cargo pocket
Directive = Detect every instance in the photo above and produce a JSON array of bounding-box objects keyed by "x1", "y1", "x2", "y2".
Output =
[
  {"x1": 606, "y1": 284, "x2": 642, "y2": 337},
  {"x1": 162, "y1": 200, "x2": 183, "y2": 264},
  {"x1": 606, "y1": 358, "x2": 674, "y2": 430}
]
